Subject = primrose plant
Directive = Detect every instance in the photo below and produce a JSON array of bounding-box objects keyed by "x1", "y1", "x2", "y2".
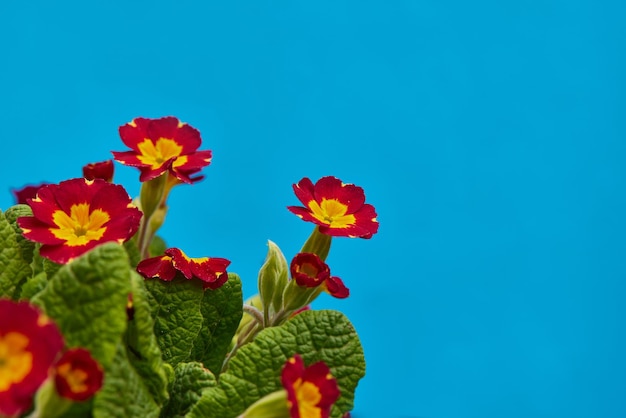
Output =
[{"x1": 0, "y1": 116, "x2": 378, "y2": 418}]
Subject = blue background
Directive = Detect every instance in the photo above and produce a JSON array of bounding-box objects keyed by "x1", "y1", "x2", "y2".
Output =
[{"x1": 1, "y1": 1, "x2": 625, "y2": 417}]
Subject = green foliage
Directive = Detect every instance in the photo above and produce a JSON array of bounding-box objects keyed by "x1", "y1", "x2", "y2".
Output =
[
  {"x1": 31, "y1": 243, "x2": 131, "y2": 368},
  {"x1": 188, "y1": 310, "x2": 366, "y2": 418},
  {"x1": 93, "y1": 344, "x2": 160, "y2": 418},
  {"x1": 144, "y1": 277, "x2": 205, "y2": 366},
  {"x1": 189, "y1": 273, "x2": 243, "y2": 375},
  {"x1": 160, "y1": 362, "x2": 217, "y2": 418},
  {"x1": 0, "y1": 207, "x2": 34, "y2": 299},
  {"x1": 19, "y1": 271, "x2": 48, "y2": 300},
  {"x1": 126, "y1": 270, "x2": 171, "y2": 406}
]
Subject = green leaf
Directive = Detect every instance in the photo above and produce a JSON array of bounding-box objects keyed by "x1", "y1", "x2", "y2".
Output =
[
  {"x1": 43, "y1": 258, "x2": 62, "y2": 280},
  {"x1": 149, "y1": 235, "x2": 167, "y2": 257},
  {"x1": 160, "y1": 362, "x2": 217, "y2": 418},
  {"x1": 187, "y1": 310, "x2": 365, "y2": 418},
  {"x1": 189, "y1": 273, "x2": 243, "y2": 375},
  {"x1": 93, "y1": 343, "x2": 160, "y2": 418},
  {"x1": 4, "y1": 204, "x2": 36, "y2": 264},
  {"x1": 20, "y1": 271, "x2": 48, "y2": 300},
  {"x1": 126, "y1": 270, "x2": 171, "y2": 406},
  {"x1": 144, "y1": 277, "x2": 204, "y2": 366},
  {"x1": 31, "y1": 243, "x2": 131, "y2": 368},
  {"x1": 0, "y1": 207, "x2": 34, "y2": 299},
  {"x1": 124, "y1": 236, "x2": 141, "y2": 268}
]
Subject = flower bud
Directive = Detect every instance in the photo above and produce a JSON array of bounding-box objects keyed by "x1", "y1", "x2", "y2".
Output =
[
  {"x1": 239, "y1": 389, "x2": 290, "y2": 418},
  {"x1": 257, "y1": 240, "x2": 288, "y2": 317}
]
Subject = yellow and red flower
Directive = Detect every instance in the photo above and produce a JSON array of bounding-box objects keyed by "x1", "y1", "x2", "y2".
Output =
[
  {"x1": 54, "y1": 348, "x2": 103, "y2": 401},
  {"x1": 17, "y1": 178, "x2": 142, "y2": 264},
  {"x1": 11, "y1": 183, "x2": 49, "y2": 205},
  {"x1": 112, "y1": 116, "x2": 212, "y2": 183},
  {"x1": 281, "y1": 354, "x2": 340, "y2": 418},
  {"x1": 0, "y1": 299, "x2": 64, "y2": 416},
  {"x1": 137, "y1": 247, "x2": 230, "y2": 290},
  {"x1": 290, "y1": 253, "x2": 349, "y2": 299},
  {"x1": 83, "y1": 160, "x2": 114, "y2": 182},
  {"x1": 287, "y1": 176, "x2": 378, "y2": 239}
]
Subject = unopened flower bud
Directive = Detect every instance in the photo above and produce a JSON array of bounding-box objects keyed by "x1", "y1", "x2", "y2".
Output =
[
  {"x1": 257, "y1": 240, "x2": 288, "y2": 317},
  {"x1": 239, "y1": 389, "x2": 290, "y2": 418}
]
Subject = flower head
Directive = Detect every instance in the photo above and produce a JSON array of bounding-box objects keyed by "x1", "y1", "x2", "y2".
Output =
[
  {"x1": 11, "y1": 183, "x2": 49, "y2": 205},
  {"x1": 17, "y1": 178, "x2": 142, "y2": 264},
  {"x1": 0, "y1": 299, "x2": 64, "y2": 416},
  {"x1": 137, "y1": 247, "x2": 230, "y2": 290},
  {"x1": 281, "y1": 354, "x2": 340, "y2": 418},
  {"x1": 83, "y1": 160, "x2": 114, "y2": 182},
  {"x1": 112, "y1": 116, "x2": 212, "y2": 183},
  {"x1": 54, "y1": 348, "x2": 104, "y2": 401},
  {"x1": 287, "y1": 176, "x2": 378, "y2": 239},
  {"x1": 290, "y1": 253, "x2": 349, "y2": 299}
]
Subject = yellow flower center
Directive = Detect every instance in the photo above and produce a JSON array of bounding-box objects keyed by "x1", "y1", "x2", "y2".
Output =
[
  {"x1": 0, "y1": 332, "x2": 33, "y2": 392},
  {"x1": 50, "y1": 203, "x2": 110, "y2": 247},
  {"x1": 56, "y1": 363, "x2": 89, "y2": 394},
  {"x1": 293, "y1": 378, "x2": 323, "y2": 418},
  {"x1": 137, "y1": 138, "x2": 183, "y2": 169},
  {"x1": 308, "y1": 198, "x2": 356, "y2": 229},
  {"x1": 298, "y1": 262, "x2": 320, "y2": 278}
]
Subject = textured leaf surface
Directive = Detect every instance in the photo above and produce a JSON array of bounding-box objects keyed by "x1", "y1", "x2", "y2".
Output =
[
  {"x1": 93, "y1": 343, "x2": 160, "y2": 418},
  {"x1": 187, "y1": 310, "x2": 365, "y2": 418},
  {"x1": 189, "y1": 273, "x2": 243, "y2": 375},
  {"x1": 161, "y1": 362, "x2": 217, "y2": 418},
  {"x1": 19, "y1": 271, "x2": 48, "y2": 300},
  {"x1": 145, "y1": 277, "x2": 204, "y2": 366},
  {"x1": 0, "y1": 208, "x2": 34, "y2": 298},
  {"x1": 126, "y1": 270, "x2": 171, "y2": 405},
  {"x1": 4, "y1": 205, "x2": 36, "y2": 265},
  {"x1": 31, "y1": 243, "x2": 131, "y2": 368}
]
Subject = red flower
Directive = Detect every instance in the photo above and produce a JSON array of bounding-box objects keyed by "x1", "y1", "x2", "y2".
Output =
[
  {"x1": 112, "y1": 116, "x2": 212, "y2": 183},
  {"x1": 54, "y1": 348, "x2": 103, "y2": 401},
  {"x1": 281, "y1": 354, "x2": 340, "y2": 418},
  {"x1": 17, "y1": 178, "x2": 142, "y2": 264},
  {"x1": 287, "y1": 176, "x2": 378, "y2": 239},
  {"x1": 290, "y1": 253, "x2": 349, "y2": 299},
  {"x1": 0, "y1": 299, "x2": 64, "y2": 416},
  {"x1": 83, "y1": 160, "x2": 114, "y2": 182},
  {"x1": 137, "y1": 247, "x2": 230, "y2": 290},
  {"x1": 11, "y1": 183, "x2": 49, "y2": 205}
]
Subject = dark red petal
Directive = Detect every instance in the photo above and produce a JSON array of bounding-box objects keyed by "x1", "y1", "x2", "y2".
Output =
[
  {"x1": 39, "y1": 242, "x2": 100, "y2": 264},
  {"x1": 11, "y1": 183, "x2": 49, "y2": 205},
  {"x1": 118, "y1": 118, "x2": 151, "y2": 151},
  {"x1": 137, "y1": 255, "x2": 177, "y2": 281},
  {"x1": 83, "y1": 160, "x2": 114, "y2": 182},
  {"x1": 303, "y1": 361, "x2": 340, "y2": 410},
  {"x1": 138, "y1": 165, "x2": 169, "y2": 182},
  {"x1": 0, "y1": 300, "x2": 64, "y2": 415},
  {"x1": 286, "y1": 206, "x2": 326, "y2": 227},
  {"x1": 166, "y1": 248, "x2": 194, "y2": 279},
  {"x1": 111, "y1": 150, "x2": 149, "y2": 168},
  {"x1": 292, "y1": 177, "x2": 316, "y2": 206},
  {"x1": 325, "y1": 276, "x2": 350, "y2": 299},
  {"x1": 54, "y1": 348, "x2": 103, "y2": 401},
  {"x1": 146, "y1": 116, "x2": 181, "y2": 142},
  {"x1": 171, "y1": 121, "x2": 202, "y2": 153},
  {"x1": 290, "y1": 253, "x2": 330, "y2": 287},
  {"x1": 17, "y1": 217, "x2": 65, "y2": 245},
  {"x1": 313, "y1": 177, "x2": 366, "y2": 214}
]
